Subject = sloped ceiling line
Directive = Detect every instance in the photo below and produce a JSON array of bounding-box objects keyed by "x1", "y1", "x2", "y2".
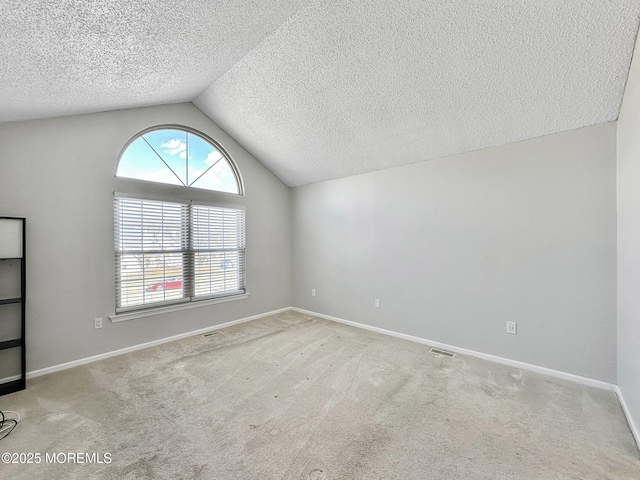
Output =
[{"x1": 2, "y1": 1, "x2": 640, "y2": 187}]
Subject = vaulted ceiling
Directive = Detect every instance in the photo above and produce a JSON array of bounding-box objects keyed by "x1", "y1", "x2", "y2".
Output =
[{"x1": 2, "y1": 1, "x2": 640, "y2": 186}]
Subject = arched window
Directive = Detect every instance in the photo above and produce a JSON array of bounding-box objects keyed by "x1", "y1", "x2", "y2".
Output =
[
  {"x1": 116, "y1": 126, "x2": 242, "y2": 195},
  {"x1": 112, "y1": 126, "x2": 247, "y2": 318}
]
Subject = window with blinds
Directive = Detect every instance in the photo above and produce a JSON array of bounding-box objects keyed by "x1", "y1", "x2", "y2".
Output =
[{"x1": 114, "y1": 197, "x2": 245, "y2": 312}]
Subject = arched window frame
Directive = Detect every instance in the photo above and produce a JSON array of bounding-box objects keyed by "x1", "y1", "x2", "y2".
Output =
[
  {"x1": 110, "y1": 125, "x2": 248, "y2": 322},
  {"x1": 115, "y1": 124, "x2": 245, "y2": 196}
]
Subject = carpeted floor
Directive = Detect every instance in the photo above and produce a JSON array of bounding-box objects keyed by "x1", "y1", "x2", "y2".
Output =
[{"x1": 0, "y1": 310, "x2": 639, "y2": 479}]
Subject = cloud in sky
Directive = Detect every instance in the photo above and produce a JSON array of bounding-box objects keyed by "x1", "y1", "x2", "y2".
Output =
[
  {"x1": 161, "y1": 139, "x2": 187, "y2": 159},
  {"x1": 138, "y1": 168, "x2": 183, "y2": 186},
  {"x1": 188, "y1": 162, "x2": 237, "y2": 193},
  {"x1": 189, "y1": 166, "x2": 220, "y2": 186},
  {"x1": 205, "y1": 150, "x2": 223, "y2": 166}
]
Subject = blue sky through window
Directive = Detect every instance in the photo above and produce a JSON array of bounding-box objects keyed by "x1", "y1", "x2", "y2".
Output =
[{"x1": 117, "y1": 129, "x2": 240, "y2": 194}]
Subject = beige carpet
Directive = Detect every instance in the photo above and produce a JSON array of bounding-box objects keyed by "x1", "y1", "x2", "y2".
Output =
[{"x1": 0, "y1": 310, "x2": 639, "y2": 479}]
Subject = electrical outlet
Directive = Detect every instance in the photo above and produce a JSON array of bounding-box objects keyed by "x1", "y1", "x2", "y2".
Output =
[
  {"x1": 311, "y1": 289, "x2": 316, "y2": 297},
  {"x1": 94, "y1": 318, "x2": 103, "y2": 329},
  {"x1": 506, "y1": 321, "x2": 517, "y2": 335},
  {"x1": 374, "y1": 299, "x2": 380, "y2": 308}
]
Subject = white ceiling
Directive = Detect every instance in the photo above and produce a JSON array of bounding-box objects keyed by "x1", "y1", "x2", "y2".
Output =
[
  {"x1": 2, "y1": 1, "x2": 640, "y2": 187},
  {"x1": 0, "y1": 0, "x2": 305, "y2": 121}
]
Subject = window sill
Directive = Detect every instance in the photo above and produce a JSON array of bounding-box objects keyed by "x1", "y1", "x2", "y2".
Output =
[{"x1": 109, "y1": 293, "x2": 250, "y2": 323}]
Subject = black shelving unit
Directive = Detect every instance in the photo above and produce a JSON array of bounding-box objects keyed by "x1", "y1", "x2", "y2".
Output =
[{"x1": 0, "y1": 217, "x2": 26, "y2": 396}]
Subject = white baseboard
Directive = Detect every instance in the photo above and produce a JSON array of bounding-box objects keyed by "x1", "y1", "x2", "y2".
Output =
[
  {"x1": 612, "y1": 385, "x2": 640, "y2": 451},
  {"x1": 295, "y1": 306, "x2": 640, "y2": 452},
  {"x1": 16, "y1": 305, "x2": 613, "y2": 390},
  {"x1": 291, "y1": 307, "x2": 614, "y2": 391},
  {"x1": 24, "y1": 307, "x2": 291, "y2": 380},
  {"x1": 4, "y1": 305, "x2": 638, "y2": 452}
]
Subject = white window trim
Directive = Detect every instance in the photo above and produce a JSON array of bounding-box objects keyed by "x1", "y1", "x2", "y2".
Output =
[
  {"x1": 113, "y1": 125, "x2": 247, "y2": 323},
  {"x1": 109, "y1": 292, "x2": 250, "y2": 323},
  {"x1": 113, "y1": 195, "x2": 247, "y2": 316},
  {"x1": 114, "y1": 192, "x2": 246, "y2": 211},
  {"x1": 115, "y1": 124, "x2": 245, "y2": 196}
]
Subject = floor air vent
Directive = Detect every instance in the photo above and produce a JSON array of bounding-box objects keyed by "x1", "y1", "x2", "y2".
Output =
[
  {"x1": 430, "y1": 348, "x2": 455, "y2": 358},
  {"x1": 201, "y1": 331, "x2": 223, "y2": 338}
]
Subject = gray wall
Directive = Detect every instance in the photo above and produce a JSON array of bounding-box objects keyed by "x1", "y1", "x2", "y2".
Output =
[
  {"x1": 0, "y1": 100, "x2": 622, "y2": 388},
  {"x1": 0, "y1": 103, "x2": 291, "y2": 372},
  {"x1": 617, "y1": 33, "x2": 640, "y2": 437},
  {"x1": 292, "y1": 123, "x2": 617, "y2": 383}
]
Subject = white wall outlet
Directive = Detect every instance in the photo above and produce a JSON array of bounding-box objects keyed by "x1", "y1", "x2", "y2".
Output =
[
  {"x1": 506, "y1": 321, "x2": 517, "y2": 335},
  {"x1": 311, "y1": 289, "x2": 316, "y2": 297},
  {"x1": 95, "y1": 318, "x2": 103, "y2": 329},
  {"x1": 374, "y1": 299, "x2": 380, "y2": 308}
]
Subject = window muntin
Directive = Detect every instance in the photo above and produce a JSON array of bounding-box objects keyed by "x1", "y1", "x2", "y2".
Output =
[
  {"x1": 116, "y1": 127, "x2": 241, "y2": 194},
  {"x1": 115, "y1": 197, "x2": 246, "y2": 312}
]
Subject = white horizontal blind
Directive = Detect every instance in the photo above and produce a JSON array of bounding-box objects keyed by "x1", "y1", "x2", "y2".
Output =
[
  {"x1": 114, "y1": 197, "x2": 245, "y2": 313},
  {"x1": 191, "y1": 205, "x2": 246, "y2": 299},
  {"x1": 115, "y1": 198, "x2": 189, "y2": 311}
]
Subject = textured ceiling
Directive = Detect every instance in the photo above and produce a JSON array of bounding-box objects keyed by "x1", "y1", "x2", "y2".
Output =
[
  {"x1": 0, "y1": 0, "x2": 305, "y2": 122},
  {"x1": 195, "y1": 0, "x2": 640, "y2": 186},
  {"x1": 2, "y1": 1, "x2": 640, "y2": 187}
]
